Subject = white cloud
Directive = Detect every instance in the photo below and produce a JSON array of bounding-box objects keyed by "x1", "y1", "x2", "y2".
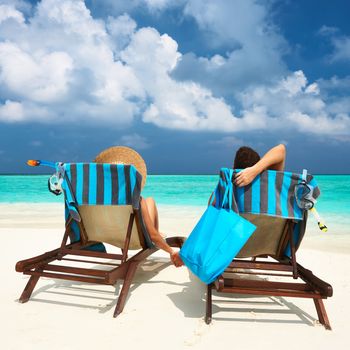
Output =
[
  {"x1": 0, "y1": 100, "x2": 25, "y2": 122},
  {"x1": 121, "y1": 27, "x2": 242, "y2": 132},
  {"x1": 238, "y1": 71, "x2": 350, "y2": 135},
  {"x1": 0, "y1": 42, "x2": 73, "y2": 103},
  {"x1": 0, "y1": 0, "x2": 349, "y2": 139},
  {"x1": 174, "y1": 0, "x2": 288, "y2": 94},
  {"x1": 0, "y1": 4, "x2": 25, "y2": 23},
  {"x1": 0, "y1": 0, "x2": 144, "y2": 126},
  {"x1": 0, "y1": 0, "x2": 32, "y2": 15},
  {"x1": 319, "y1": 25, "x2": 350, "y2": 62},
  {"x1": 0, "y1": 100, "x2": 52, "y2": 122},
  {"x1": 106, "y1": 14, "x2": 136, "y2": 52},
  {"x1": 119, "y1": 133, "x2": 151, "y2": 150},
  {"x1": 330, "y1": 36, "x2": 350, "y2": 62},
  {"x1": 318, "y1": 25, "x2": 339, "y2": 36}
]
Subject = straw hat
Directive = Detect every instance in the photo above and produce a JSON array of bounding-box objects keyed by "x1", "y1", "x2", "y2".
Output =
[{"x1": 94, "y1": 146, "x2": 147, "y2": 188}]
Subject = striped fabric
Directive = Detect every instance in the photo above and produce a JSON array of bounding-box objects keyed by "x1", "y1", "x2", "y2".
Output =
[
  {"x1": 216, "y1": 168, "x2": 320, "y2": 220},
  {"x1": 62, "y1": 163, "x2": 142, "y2": 210},
  {"x1": 213, "y1": 168, "x2": 320, "y2": 257},
  {"x1": 59, "y1": 163, "x2": 142, "y2": 247}
]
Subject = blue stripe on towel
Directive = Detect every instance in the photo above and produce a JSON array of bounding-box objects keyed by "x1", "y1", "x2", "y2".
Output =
[
  {"x1": 103, "y1": 164, "x2": 112, "y2": 205},
  {"x1": 117, "y1": 165, "x2": 126, "y2": 204},
  {"x1": 129, "y1": 165, "x2": 136, "y2": 198},
  {"x1": 251, "y1": 176, "x2": 260, "y2": 215},
  {"x1": 236, "y1": 185, "x2": 245, "y2": 213},
  {"x1": 267, "y1": 171, "x2": 276, "y2": 215}
]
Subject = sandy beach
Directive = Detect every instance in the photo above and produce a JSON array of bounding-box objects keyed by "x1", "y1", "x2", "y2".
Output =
[{"x1": 2, "y1": 203, "x2": 350, "y2": 349}]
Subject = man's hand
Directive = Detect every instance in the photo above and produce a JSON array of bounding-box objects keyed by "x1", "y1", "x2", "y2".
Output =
[
  {"x1": 170, "y1": 251, "x2": 184, "y2": 267},
  {"x1": 234, "y1": 166, "x2": 259, "y2": 187}
]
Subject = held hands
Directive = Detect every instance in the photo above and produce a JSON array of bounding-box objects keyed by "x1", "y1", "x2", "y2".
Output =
[
  {"x1": 170, "y1": 251, "x2": 184, "y2": 267},
  {"x1": 234, "y1": 166, "x2": 259, "y2": 187}
]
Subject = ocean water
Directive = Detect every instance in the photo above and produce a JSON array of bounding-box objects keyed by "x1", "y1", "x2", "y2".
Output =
[
  {"x1": 0, "y1": 174, "x2": 218, "y2": 205},
  {"x1": 0, "y1": 174, "x2": 349, "y2": 234}
]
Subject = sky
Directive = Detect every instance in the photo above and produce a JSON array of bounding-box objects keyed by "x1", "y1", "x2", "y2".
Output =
[{"x1": 0, "y1": 0, "x2": 349, "y2": 174}]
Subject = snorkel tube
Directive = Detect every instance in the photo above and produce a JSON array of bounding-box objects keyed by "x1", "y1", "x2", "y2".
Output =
[
  {"x1": 27, "y1": 160, "x2": 65, "y2": 195},
  {"x1": 310, "y1": 207, "x2": 328, "y2": 233},
  {"x1": 27, "y1": 160, "x2": 57, "y2": 168},
  {"x1": 295, "y1": 169, "x2": 328, "y2": 233}
]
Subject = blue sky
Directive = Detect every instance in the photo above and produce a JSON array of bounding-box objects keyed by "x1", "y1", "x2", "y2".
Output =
[{"x1": 0, "y1": 0, "x2": 349, "y2": 174}]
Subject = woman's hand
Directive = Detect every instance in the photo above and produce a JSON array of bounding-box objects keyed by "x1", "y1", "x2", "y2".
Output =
[
  {"x1": 234, "y1": 166, "x2": 259, "y2": 187},
  {"x1": 170, "y1": 251, "x2": 184, "y2": 267}
]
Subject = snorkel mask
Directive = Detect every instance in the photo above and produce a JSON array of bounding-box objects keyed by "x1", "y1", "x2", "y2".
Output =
[
  {"x1": 48, "y1": 173, "x2": 63, "y2": 195},
  {"x1": 294, "y1": 169, "x2": 328, "y2": 232},
  {"x1": 294, "y1": 169, "x2": 316, "y2": 210},
  {"x1": 48, "y1": 163, "x2": 65, "y2": 196}
]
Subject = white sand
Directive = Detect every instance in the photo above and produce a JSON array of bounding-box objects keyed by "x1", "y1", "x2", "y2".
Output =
[{"x1": 2, "y1": 203, "x2": 350, "y2": 349}]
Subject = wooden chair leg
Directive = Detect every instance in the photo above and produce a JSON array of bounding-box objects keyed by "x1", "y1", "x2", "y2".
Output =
[
  {"x1": 314, "y1": 299, "x2": 332, "y2": 330},
  {"x1": 19, "y1": 275, "x2": 40, "y2": 303},
  {"x1": 205, "y1": 283, "x2": 213, "y2": 324},
  {"x1": 113, "y1": 262, "x2": 139, "y2": 317}
]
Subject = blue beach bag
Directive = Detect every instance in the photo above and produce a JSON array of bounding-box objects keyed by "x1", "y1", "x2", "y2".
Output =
[{"x1": 179, "y1": 170, "x2": 256, "y2": 284}]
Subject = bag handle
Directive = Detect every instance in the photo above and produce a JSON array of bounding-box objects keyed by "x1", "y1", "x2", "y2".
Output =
[
  {"x1": 210, "y1": 169, "x2": 234, "y2": 210},
  {"x1": 221, "y1": 169, "x2": 233, "y2": 209},
  {"x1": 209, "y1": 184, "x2": 220, "y2": 208}
]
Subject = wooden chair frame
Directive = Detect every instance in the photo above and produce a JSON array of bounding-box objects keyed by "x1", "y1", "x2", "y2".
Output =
[
  {"x1": 16, "y1": 208, "x2": 184, "y2": 317},
  {"x1": 205, "y1": 222, "x2": 333, "y2": 329}
]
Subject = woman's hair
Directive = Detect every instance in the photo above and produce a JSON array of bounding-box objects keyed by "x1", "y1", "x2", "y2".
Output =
[{"x1": 233, "y1": 146, "x2": 260, "y2": 169}]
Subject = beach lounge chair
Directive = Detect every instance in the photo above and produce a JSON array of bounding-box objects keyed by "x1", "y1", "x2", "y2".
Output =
[
  {"x1": 205, "y1": 168, "x2": 333, "y2": 329},
  {"x1": 15, "y1": 161, "x2": 183, "y2": 317}
]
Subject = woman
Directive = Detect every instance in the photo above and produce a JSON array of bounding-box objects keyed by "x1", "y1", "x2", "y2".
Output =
[
  {"x1": 94, "y1": 146, "x2": 183, "y2": 267},
  {"x1": 140, "y1": 197, "x2": 183, "y2": 267}
]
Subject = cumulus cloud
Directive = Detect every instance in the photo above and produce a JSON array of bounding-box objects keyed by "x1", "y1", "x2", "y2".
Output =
[
  {"x1": 0, "y1": 0, "x2": 144, "y2": 125},
  {"x1": 0, "y1": 42, "x2": 73, "y2": 103},
  {"x1": 0, "y1": 4, "x2": 25, "y2": 23},
  {"x1": 239, "y1": 71, "x2": 350, "y2": 135},
  {"x1": 173, "y1": 0, "x2": 288, "y2": 95},
  {"x1": 106, "y1": 14, "x2": 137, "y2": 52},
  {"x1": 0, "y1": 0, "x2": 32, "y2": 16},
  {"x1": 121, "y1": 27, "x2": 242, "y2": 131},
  {"x1": 0, "y1": 0, "x2": 349, "y2": 138},
  {"x1": 0, "y1": 100, "x2": 25, "y2": 122}
]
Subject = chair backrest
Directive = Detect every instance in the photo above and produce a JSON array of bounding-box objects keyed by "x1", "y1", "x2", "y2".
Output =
[
  {"x1": 61, "y1": 163, "x2": 152, "y2": 250},
  {"x1": 214, "y1": 168, "x2": 319, "y2": 258},
  {"x1": 237, "y1": 214, "x2": 289, "y2": 258}
]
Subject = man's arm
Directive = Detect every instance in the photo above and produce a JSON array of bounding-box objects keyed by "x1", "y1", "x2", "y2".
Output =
[{"x1": 235, "y1": 144, "x2": 286, "y2": 187}]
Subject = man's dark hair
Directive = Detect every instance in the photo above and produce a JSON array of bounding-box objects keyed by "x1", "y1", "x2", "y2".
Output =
[{"x1": 233, "y1": 146, "x2": 260, "y2": 169}]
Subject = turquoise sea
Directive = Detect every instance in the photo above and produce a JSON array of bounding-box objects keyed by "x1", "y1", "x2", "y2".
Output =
[{"x1": 1, "y1": 174, "x2": 349, "y2": 234}]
